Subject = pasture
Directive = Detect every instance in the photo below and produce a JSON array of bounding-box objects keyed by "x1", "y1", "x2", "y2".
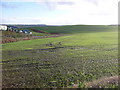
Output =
[{"x1": 2, "y1": 25, "x2": 118, "y2": 88}]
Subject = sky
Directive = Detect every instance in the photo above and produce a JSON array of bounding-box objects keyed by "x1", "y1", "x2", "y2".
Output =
[{"x1": 0, "y1": 0, "x2": 119, "y2": 25}]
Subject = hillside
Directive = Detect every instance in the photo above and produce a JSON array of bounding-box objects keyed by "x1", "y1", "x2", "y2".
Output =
[
  {"x1": 27, "y1": 25, "x2": 117, "y2": 34},
  {"x1": 2, "y1": 28, "x2": 56, "y2": 43},
  {"x1": 2, "y1": 25, "x2": 118, "y2": 88}
]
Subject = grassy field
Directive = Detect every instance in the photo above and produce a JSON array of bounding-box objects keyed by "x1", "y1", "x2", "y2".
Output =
[{"x1": 2, "y1": 25, "x2": 118, "y2": 88}]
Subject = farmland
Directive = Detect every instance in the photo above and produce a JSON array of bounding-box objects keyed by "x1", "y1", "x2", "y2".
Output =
[{"x1": 2, "y1": 25, "x2": 118, "y2": 88}]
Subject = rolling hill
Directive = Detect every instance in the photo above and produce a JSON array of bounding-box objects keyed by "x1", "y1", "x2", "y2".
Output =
[{"x1": 2, "y1": 25, "x2": 118, "y2": 88}]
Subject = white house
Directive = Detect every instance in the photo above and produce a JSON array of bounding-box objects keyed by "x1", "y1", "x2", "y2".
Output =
[
  {"x1": 29, "y1": 32, "x2": 32, "y2": 34},
  {"x1": 0, "y1": 25, "x2": 7, "y2": 31}
]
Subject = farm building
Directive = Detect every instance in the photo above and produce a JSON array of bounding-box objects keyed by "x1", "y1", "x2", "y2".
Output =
[
  {"x1": 22, "y1": 30, "x2": 30, "y2": 34},
  {"x1": 7, "y1": 26, "x2": 17, "y2": 32},
  {"x1": 0, "y1": 25, "x2": 32, "y2": 34},
  {"x1": 0, "y1": 25, "x2": 7, "y2": 30},
  {"x1": 16, "y1": 30, "x2": 23, "y2": 33},
  {"x1": 22, "y1": 30, "x2": 32, "y2": 34},
  {"x1": 16, "y1": 30, "x2": 32, "y2": 34}
]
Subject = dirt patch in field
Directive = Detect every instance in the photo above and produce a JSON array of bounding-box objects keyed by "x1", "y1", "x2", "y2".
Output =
[
  {"x1": 73, "y1": 76, "x2": 118, "y2": 88},
  {"x1": 85, "y1": 76, "x2": 118, "y2": 88}
]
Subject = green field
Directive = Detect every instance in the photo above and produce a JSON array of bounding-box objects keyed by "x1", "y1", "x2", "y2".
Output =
[{"x1": 2, "y1": 25, "x2": 118, "y2": 88}]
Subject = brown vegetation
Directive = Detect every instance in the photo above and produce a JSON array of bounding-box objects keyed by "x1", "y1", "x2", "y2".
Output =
[{"x1": 2, "y1": 34, "x2": 64, "y2": 44}]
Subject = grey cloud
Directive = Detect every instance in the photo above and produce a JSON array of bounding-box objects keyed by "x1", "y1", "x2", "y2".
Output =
[
  {"x1": 90, "y1": 12, "x2": 110, "y2": 16},
  {"x1": 57, "y1": 1, "x2": 75, "y2": 5},
  {"x1": 40, "y1": 0, "x2": 75, "y2": 10},
  {"x1": 84, "y1": 0, "x2": 100, "y2": 6},
  {"x1": 0, "y1": 2, "x2": 18, "y2": 8}
]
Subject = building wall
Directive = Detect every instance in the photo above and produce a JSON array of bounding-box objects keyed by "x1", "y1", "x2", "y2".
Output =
[{"x1": 0, "y1": 25, "x2": 7, "y2": 30}]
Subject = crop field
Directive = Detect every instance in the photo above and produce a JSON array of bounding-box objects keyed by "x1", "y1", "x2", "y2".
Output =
[{"x1": 2, "y1": 25, "x2": 118, "y2": 88}]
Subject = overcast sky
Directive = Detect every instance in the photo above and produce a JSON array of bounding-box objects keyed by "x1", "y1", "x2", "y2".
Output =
[{"x1": 0, "y1": 0, "x2": 119, "y2": 25}]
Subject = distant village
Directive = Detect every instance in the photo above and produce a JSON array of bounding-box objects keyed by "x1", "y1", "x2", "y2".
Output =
[{"x1": 0, "y1": 25, "x2": 32, "y2": 34}]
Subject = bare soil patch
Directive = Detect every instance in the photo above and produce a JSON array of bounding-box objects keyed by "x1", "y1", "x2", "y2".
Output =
[{"x1": 85, "y1": 76, "x2": 118, "y2": 88}]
